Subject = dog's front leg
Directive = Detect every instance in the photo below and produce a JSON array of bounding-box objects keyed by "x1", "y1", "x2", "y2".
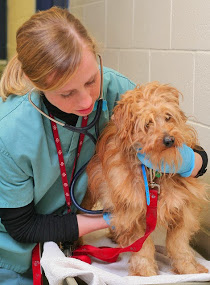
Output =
[
  {"x1": 109, "y1": 207, "x2": 159, "y2": 277},
  {"x1": 166, "y1": 207, "x2": 208, "y2": 274},
  {"x1": 128, "y1": 235, "x2": 158, "y2": 276},
  {"x1": 115, "y1": 223, "x2": 158, "y2": 276}
]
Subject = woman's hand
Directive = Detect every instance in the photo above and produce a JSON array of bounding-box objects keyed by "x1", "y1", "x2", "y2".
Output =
[
  {"x1": 77, "y1": 214, "x2": 109, "y2": 237},
  {"x1": 137, "y1": 144, "x2": 200, "y2": 177},
  {"x1": 103, "y1": 212, "x2": 112, "y2": 226}
]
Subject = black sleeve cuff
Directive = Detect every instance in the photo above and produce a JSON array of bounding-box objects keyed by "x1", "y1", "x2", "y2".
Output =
[{"x1": 193, "y1": 146, "x2": 208, "y2": 178}]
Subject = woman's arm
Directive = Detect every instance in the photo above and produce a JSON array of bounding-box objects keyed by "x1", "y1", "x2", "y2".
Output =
[
  {"x1": 192, "y1": 147, "x2": 208, "y2": 178},
  {"x1": 0, "y1": 201, "x2": 109, "y2": 243},
  {"x1": 0, "y1": 201, "x2": 79, "y2": 243},
  {"x1": 77, "y1": 214, "x2": 109, "y2": 237},
  {"x1": 191, "y1": 152, "x2": 203, "y2": 177}
]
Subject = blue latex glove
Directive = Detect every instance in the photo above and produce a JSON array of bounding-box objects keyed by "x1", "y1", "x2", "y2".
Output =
[
  {"x1": 103, "y1": 212, "x2": 112, "y2": 225},
  {"x1": 103, "y1": 212, "x2": 115, "y2": 230},
  {"x1": 137, "y1": 144, "x2": 195, "y2": 177}
]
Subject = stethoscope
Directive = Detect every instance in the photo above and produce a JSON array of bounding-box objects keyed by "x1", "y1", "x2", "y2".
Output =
[{"x1": 28, "y1": 54, "x2": 104, "y2": 214}]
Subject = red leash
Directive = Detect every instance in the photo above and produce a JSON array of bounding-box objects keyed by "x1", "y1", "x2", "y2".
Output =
[{"x1": 72, "y1": 189, "x2": 158, "y2": 262}]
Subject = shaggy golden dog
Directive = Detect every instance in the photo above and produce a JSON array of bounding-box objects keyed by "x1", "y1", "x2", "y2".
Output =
[{"x1": 86, "y1": 81, "x2": 208, "y2": 276}]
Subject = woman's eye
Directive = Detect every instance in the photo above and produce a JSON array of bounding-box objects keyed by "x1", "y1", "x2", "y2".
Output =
[
  {"x1": 86, "y1": 79, "x2": 95, "y2": 86},
  {"x1": 60, "y1": 91, "x2": 74, "y2": 98},
  {"x1": 61, "y1": 94, "x2": 71, "y2": 98}
]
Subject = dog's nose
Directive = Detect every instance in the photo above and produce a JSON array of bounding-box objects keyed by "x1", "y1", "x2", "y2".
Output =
[{"x1": 163, "y1": 135, "x2": 175, "y2": 147}]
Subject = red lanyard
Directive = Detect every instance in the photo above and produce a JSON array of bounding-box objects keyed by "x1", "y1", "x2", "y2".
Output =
[
  {"x1": 32, "y1": 115, "x2": 88, "y2": 285},
  {"x1": 32, "y1": 243, "x2": 43, "y2": 285},
  {"x1": 50, "y1": 114, "x2": 88, "y2": 212}
]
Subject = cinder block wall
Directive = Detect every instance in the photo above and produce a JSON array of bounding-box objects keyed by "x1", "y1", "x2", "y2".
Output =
[{"x1": 71, "y1": 0, "x2": 210, "y2": 186}]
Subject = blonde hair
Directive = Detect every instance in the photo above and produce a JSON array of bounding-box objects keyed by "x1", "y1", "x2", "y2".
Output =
[{"x1": 0, "y1": 6, "x2": 98, "y2": 101}]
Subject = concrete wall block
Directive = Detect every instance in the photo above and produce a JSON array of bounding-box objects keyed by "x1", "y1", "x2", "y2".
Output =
[
  {"x1": 194, "y1": 53, "x2": 210, "y2": 126},
  {"x1": 119, "y1": 50, "x2": 149, "y2": 84},
  {"x1": 150, "y1": 51, "x2": 194, "y2": 116},
  {"x1": 71, "y1": 7, "x2": 84, "y2": 23},
  {"x1": 102, "y1": 49, "x2": 120, "y2": 71},
  {"x1": 133, "y1": 0, "x2": 171, "y2": 49},
  {"x1": 172, "y1": 0, "x2": 210, "y2": 50},
  {"x1": 70, "y1": 0, "x2": 103, "y2": 7},
  {"x1": 192, "y1": 123, "x2": 210, "y2": 183},
  {"x1": 83, "y1": 2, "x2": 105, "y2": 46},
  {"x1": 106, "y1": 0, "x2": 133, "y2": 48}
]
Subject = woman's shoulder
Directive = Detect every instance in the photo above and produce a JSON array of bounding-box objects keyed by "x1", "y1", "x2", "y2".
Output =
[
  {"x1": 102, "y1": 67, "x2": 135, "y2": 105},
  {"x1": 0, "y1": 91, "x2": 44, "y2": 145},
  {"x1": 0, "y1": 91, "x2": 49, "y2": 166},
  {"x1": 0, "y1": 91, "x2": 41, "y2": 123},
  {"x1": 103, "y1": 67, "x2": 136, "y2": 95},
  {"x1": 0, "y1": 94, "x2": 27, "y2": 120},
  {"x1": 103, "y1": 66, "x2": 135, "y2": 87}
]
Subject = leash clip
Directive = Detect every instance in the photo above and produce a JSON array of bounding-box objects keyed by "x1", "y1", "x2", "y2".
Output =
[
  {"x1": 149, "y1": 169, "x2": 160, "y2": 194},
  {"x1": 149, "y1": 182, "x2": 160, "y2": 194}
]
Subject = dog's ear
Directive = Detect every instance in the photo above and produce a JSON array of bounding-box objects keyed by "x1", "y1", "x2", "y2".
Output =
[
  {"x1": 163, "y1": 84, "x2": 181, "y2": 106},
  {"x1": 112, "y1": 104, "x2": 127, "y2": 138},
  {"x1": 112, "y1": 94, "x2": 134, "y2": 139}
]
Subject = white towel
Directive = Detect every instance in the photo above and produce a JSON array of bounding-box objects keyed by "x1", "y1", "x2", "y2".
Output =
[{"x1": 41, "y1": 231, "x2": 210, "y2": 285}]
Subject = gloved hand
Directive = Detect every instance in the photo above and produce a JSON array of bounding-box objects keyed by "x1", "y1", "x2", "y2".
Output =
[
  {"x1": 103, "y1": 212, "x2": 112, "y2": 225},
  {"x1": 103, "y1": 212, "x2": 115, "y2": 230},
  {"x1": 137, "y1": 144, "x2": 195, "y2": 177}
]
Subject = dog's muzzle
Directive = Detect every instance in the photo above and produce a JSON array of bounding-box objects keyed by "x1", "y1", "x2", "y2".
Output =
[{"x1": 163, "y1": 135, "x2": 175, "y2": 147}]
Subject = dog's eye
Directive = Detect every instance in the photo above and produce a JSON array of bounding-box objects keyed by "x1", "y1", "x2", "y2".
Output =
[
  {"x1": 145, "y1": 120, "x2": 152, "y2": 129},
  {"x1": 165, "y1": 114, "x2": 171, "y2": 121}
]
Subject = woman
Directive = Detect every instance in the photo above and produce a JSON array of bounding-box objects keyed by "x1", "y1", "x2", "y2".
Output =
[{"x1": 0, "y1": 7, "x2": 207, "y2": 284}]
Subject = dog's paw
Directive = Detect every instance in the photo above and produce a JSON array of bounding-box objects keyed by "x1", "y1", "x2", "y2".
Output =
[
  {"x1": 173, "y1": 260, "x2": 209, "y2": 274},
  {"x1": 195, "y1": 263, "x2": 209, "y2": 273},
  {"x1": 129, "y1": 257, "x2": 158, "y2": 276},
  {"x1": 130, "y1": 268, "x2": 158, "y2": 277},
  {"x1": 106, "y1": 230, "x2": 117, "y2": 244}
]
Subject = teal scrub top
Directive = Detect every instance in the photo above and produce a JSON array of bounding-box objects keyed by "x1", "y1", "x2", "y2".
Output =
[{"x1": 0, "y1": 67, "x2": 135, "y2": 273}]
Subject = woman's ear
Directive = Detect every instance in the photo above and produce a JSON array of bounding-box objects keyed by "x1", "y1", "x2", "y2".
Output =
[
  {"x1": 23, "y1": 72, "x2": 39, "y2": 91},
  {"x1": 23, "y1": 72, "x2": 31, "y2": 82}
]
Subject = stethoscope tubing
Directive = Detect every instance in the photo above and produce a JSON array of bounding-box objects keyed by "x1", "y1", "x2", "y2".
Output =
[
  {"x1": 70, "y1": 161, "x2": 103, "y2": 214},
  {"x1": 68, "y1": 98, "x2": 103, "y2": 214}
]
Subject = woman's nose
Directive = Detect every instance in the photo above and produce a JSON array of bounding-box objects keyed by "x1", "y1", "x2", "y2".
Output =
[{"x1": 79, "y1": 89, "x2": 93, "y2": 108}]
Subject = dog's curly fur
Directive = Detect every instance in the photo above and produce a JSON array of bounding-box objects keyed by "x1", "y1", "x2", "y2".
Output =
[{"x1": 85, "y1": 82, "x2": 208, "y2": 276}]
